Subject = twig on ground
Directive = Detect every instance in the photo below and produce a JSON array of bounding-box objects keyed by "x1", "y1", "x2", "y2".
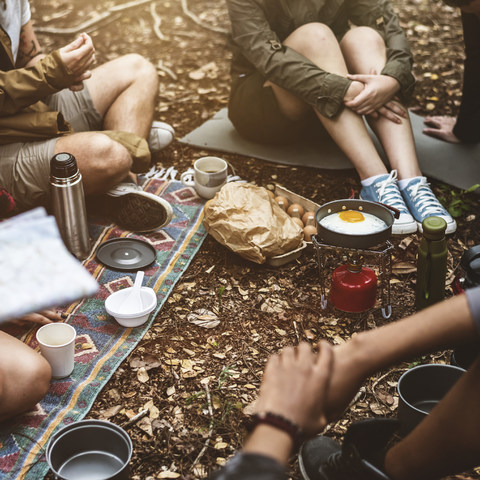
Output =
[
  {"x1": 191, "y1": 381, "x2": 215, "y2": 468},
  {"x1": 121, "y1": 408, "x2": 149, "y2": 429},
  {"x1": 293, "y1": 320, "x2": 300, "y2": 344},
  {"x1": 371, "y1": 368, "x2": 407, "y2": 393},
  {"x1": 150, "y1": 2, "x2": 165, "y2": 41},
  {"x1": 179, "y1": 0, "x2": 229, "y2": 35},
  {"x1": 157, "y1": 61, "x2": 178, "y2": 81},
  {"x1": 35, "y1": 0, "x2": 155, "y2": 35}
]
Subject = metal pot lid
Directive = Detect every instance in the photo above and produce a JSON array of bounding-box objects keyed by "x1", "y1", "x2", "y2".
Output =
[{"x1": 96, "y1": 238, "x2": 156, "y2": 271}]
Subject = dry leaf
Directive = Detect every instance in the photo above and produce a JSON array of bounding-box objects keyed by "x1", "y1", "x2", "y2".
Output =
[
  {"x1": 137, "y1": 367, "x2": 149, "y2": 383},
  {"x1": 157, "y1": 472, "x2": 181, "y2": 479},
  {"x1": 392, "y1": 261, "x2": 417, "y2": 275},
  {"x1": 167, "y1": 386, "x2": 176, "y2": 396},
  {"x1": 98, "y1": 405, "x2": 122, "y2": 419},
  {"x1": 137, "y1": 416, "x2": 153, "y2": 436},
  {"x1": 187, "y1": 309, "x2": 220, "y2": 329}
]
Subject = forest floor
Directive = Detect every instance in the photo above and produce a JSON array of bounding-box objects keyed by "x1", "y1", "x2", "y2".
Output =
[{"x1": 34, "y1": 0, "x2": 480, "y2": 478}]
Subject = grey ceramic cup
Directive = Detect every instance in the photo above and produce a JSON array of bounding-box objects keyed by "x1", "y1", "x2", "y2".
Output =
[{"x1": 180, "y1": 156, "x2": 228, "y2": 199}]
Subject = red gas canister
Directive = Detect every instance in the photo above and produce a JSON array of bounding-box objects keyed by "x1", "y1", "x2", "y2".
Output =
[{"x1": 330, "y1": 260, "x2": 377, "y2": 313}]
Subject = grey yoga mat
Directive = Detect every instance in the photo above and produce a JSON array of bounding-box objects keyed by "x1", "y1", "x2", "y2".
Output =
[{"x1": 180, "y1": 108, "x2": 479, "y2": 191}]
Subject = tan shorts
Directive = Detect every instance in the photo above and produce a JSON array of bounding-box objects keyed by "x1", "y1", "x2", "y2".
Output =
[{"x1": 0, "y1": 86, "x2": 102, "y2": 212}]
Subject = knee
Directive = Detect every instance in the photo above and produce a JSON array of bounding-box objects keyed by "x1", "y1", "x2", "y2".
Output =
[
  {"x1": 286, "y1": 22, "x2": 337, "y2": 54},
  {"x1": 342, "y1": 26, "x2": 384, "y2": 51},
  {"x1": 120, "y1": 53, "x2": 158, "y2": 86},
  {"x1": 83, "y1": 134, "x2": 132, "y2": 188},
  {"x1": 27, "y1": 354, "x2": 52, "y2": 404}
]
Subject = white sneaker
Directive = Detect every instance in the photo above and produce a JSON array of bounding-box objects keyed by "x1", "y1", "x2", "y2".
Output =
[
  {"x1": 401, "y1": 177, "x2": 457, "y2": 234},
  {"x1": 148, "y1": 121, "x2": 175, "y2": 152},
  {"x1": 106, "y1": 181, "x2": 173, "y2": 232},
  {"x1": 360, "y1": 170, "x2": 417, "y2": 235}
]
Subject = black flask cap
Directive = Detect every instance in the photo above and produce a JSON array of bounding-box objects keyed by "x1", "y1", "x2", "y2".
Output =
[{"x1": 50, "y1": 152, "x2": 78, "y2": 178}]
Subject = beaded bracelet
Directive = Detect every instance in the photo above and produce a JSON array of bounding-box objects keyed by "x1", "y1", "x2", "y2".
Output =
[{"x1": 247, "y1": 412, "x2": 305, "y2": 451}]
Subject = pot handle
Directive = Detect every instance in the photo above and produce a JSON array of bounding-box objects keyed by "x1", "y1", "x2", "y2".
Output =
[{"x1": 375, "y1": 202, "x2": 400, "y2": 219}]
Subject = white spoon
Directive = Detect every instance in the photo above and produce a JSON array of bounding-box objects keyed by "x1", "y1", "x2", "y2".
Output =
[{"x1": 120, "y1": 270, "x2": 145, "y2": 314}]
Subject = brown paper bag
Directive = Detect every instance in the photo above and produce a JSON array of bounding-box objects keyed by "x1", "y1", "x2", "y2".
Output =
[{"x1": 203, "y1": 183, "x2": 303, "y2": 264}]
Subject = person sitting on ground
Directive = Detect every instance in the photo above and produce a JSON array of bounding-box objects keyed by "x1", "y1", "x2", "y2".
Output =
[
  {"x1": 0, "y1": 310, "x2": 61, "y2": 422},
  {"x1": 423, "y1": 0, "x2": 480, "y2": 144},
  {"x1": 0, "y1": 0, "x2": 174, "y2": 232},
  {"x1": 210, "y1": 285, "x2": 480, "y2": 480},
  {"x1": 226, "y1": 0, "x2": 456, "y2": 235}
]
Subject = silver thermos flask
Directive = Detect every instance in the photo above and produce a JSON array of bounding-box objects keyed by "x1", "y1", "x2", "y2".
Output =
[{"x1": 50, "y1": 152, "x2": 91, "y2": 260}]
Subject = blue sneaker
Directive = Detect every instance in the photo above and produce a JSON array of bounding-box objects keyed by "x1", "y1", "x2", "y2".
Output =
[
  {"x1": 360, "y1": 170, "x2": 417, "y2": 235},
  {"x1": 401, "y1": 177, "x2": 457, "y2": 234}
]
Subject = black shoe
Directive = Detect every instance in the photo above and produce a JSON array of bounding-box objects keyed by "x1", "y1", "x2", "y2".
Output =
[
  {"x1": 298, "y1": 418, "x2": 399, "y2": 480},
  {"x1": 105, "y1": 182, "x2": 173, "y2": 232}
]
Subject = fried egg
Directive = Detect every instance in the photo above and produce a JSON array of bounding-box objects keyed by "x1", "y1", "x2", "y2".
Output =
[{"x1": 320, "y1": 210, "x2": 386, "y2": 234}]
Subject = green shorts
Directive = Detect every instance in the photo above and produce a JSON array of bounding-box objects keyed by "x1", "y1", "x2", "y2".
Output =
[
  {"x1": 228, "y1": 71, "x2": 320, "y2": 145},
  {"x1": 0, "y1": 86, "x2": 102, "y2": 212}
]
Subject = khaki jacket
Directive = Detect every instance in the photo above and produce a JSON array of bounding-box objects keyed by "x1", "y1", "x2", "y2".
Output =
[
  {"x1": 227, "y1": 0, "x2": 415, "y2": 118},
  {"x1": 0, "y1": 28, "x2": 150, "y2": 172}
]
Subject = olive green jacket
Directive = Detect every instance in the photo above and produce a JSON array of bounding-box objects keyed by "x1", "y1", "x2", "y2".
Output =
[
  {"x1": 0, "y1": 28, "x2": 150, "y2": 172},
  {"x1": 227, "y1": 0, "x2": 415, "y2": 118}
]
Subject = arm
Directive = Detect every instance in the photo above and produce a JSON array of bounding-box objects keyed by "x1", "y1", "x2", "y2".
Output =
[
  {"x1": 0, "y1": 33, "x2": 95, "y2": 115},
  {"x1": 325, "y1": 289, "x2": 480, "y2": 421},
  {"x1": 343, "y1": 0, "x2": 414, "y2": 121},
  {"x1": 16, "y1": 20, "x2": 45, "y2": 68},
  {"x1": 226, "y1": 0, "x2": 351, "y2": 119},
  {"x1": 346, "y1": 0, "x2": 415, "y2": 99}
]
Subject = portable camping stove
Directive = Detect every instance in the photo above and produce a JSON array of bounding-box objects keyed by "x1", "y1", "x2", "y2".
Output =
[{"x1": 312, "y1": 236, "x2": 394, "y2": 319}]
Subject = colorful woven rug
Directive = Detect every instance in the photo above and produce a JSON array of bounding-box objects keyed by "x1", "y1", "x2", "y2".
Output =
[{"x1": 0, "y1": 175, "x2": 207, "y2": 479}]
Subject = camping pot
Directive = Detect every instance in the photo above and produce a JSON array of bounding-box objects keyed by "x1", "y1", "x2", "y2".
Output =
[
  {"x1": 397, "y1": 364, "x2": 465, "y2": 437},
  {"x1": 451, "y1": 341, "x2": 480, "y2": 370},
  {"x1": 46, "y1": 420, "x2": 133, "y2": 480},
  {"x1": 315, "y1": 199, "x2": 398, "y2": 249}
]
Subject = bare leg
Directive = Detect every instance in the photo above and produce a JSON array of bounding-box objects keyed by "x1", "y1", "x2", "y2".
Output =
[
  {"x1": 266, "y1": 23, "x2": 387, "y2": 180},
  {"x1": 0, "y1": 331, "x2": 51, "y2": 422},
  {"x1": 340, "y1": 27, "x2": 421, "y2": 180},
  {"x1": 385, "y1": 356, "x2": 480, "y2": 479},
  {"x1": 54, "y1": 132, "x2": 132, "y2": 195},
  {"x1": 85, "y1": 54, "x2": 159, "y2": 139}
]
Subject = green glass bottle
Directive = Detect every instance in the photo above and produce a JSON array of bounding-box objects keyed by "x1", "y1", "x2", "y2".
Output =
[{"x1": 415, "y1": 216, "x2": 448, "y2": 309}]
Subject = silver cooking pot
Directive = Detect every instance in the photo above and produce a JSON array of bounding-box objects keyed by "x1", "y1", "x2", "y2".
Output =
[{"x1": 315, "y1": 199, "x2": 398, "y2": 248}]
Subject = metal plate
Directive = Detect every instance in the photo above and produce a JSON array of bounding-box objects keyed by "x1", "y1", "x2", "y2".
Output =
[{"x1": 96, "y1": 238, "x2": 156, "y2": 271}]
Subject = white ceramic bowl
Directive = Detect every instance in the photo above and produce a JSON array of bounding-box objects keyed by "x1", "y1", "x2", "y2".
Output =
[{"x1": 105, "y1": 287, "x2": 157, "y2": 327}]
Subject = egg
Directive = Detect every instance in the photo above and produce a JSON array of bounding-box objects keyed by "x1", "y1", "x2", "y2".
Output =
[
  {"x1": 287, "y1": 203, "x2": 305, "y2": 218},
  {"x1": 291, "y1": 217, "x2": 304, "y2": 228},
  {"x1": 303, "y1": 225, "x2": 317, "y2": 242},
  {"x1": 302, "y1": 211, "x2": 316, "y2": 226},
  {"x1": 266, "y1": 189, "x2": 275, "y2": 199},
  {"x1": 319, "y1": 210, "x2": 386, "y2": 234},
  {"x1": 275, "y1": 196, "x2": 289, "y2": 211}
]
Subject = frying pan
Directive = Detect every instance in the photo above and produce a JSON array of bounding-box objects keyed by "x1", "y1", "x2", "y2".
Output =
[{"x1": 315, "y1": 199, "x2": 397, "y2": 248}]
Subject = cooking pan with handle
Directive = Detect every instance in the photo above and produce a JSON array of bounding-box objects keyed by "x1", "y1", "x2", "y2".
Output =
[{"x1": 315, "y1": 199, "x2": 398, "y2": 249}]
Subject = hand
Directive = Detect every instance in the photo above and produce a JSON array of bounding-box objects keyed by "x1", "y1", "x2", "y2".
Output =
[
  {"x1": 423, "y1": 115, "x2": 461, "y2": 143},
  {"x1": 59, "y1": 32, "x2": 96, "y2": 91},
  {"x1": 344, "y1": 80, "x2": 364, "y2": 103},
  {"x1": 253, "y1": 340, "x2": 333, "y2": 438},
  {"x1": 367, "y1": 99, "x2": 408, "y2": 124},
  {"x1": 4, "y1": 309, "x2": 63, "y2": 328},
  {"x1": 344, "y1": 74, "x2": 401, "y2": 116}
]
